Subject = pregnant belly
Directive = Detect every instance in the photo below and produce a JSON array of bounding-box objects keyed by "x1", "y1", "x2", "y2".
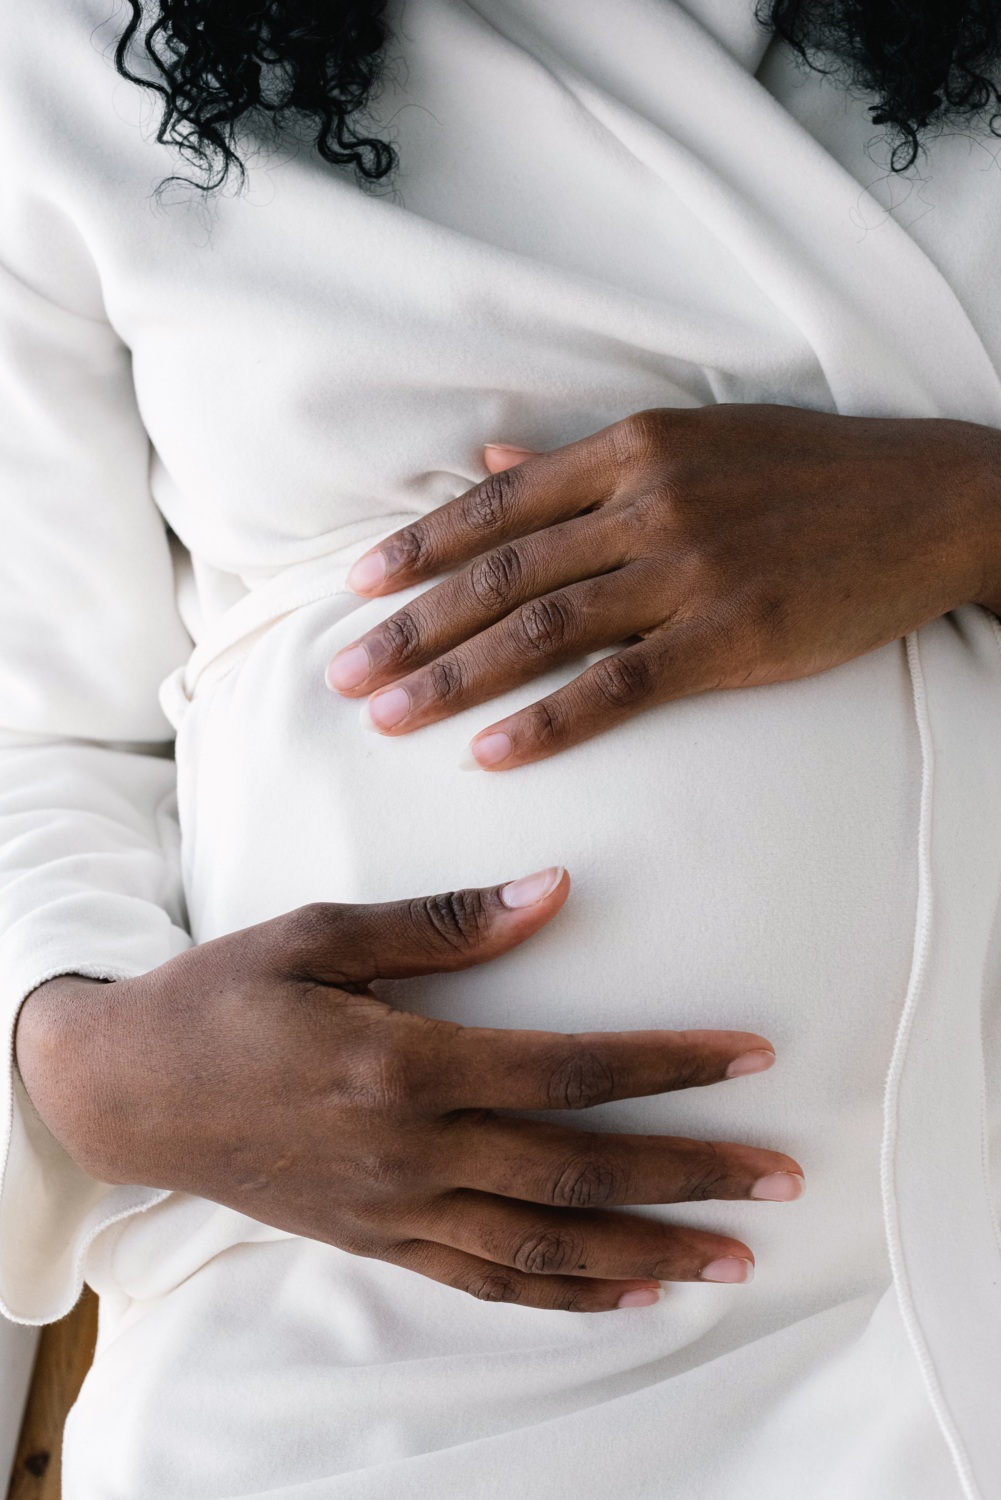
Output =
[{"x1": 173, "y1": 581, "x2": 924, "y2": 1324}]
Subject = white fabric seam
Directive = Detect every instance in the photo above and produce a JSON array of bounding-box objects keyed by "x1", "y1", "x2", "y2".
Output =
[
  {"x1": 981, "y1": 610, "x2": 1001, "y2": 1265},
  {"x1": 882, "y1": 631, "x2": 979, "y2": 1500}
]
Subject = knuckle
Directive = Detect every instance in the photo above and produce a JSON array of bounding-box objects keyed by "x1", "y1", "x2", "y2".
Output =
[
  {"x1": 469, "y1": 544, "x2": 524, "y2": 609},
  {"x1": 617, "y1": 491, "x2": 664, "y2": 547},
  {"x1": 550, "y1": 1152, "x2": 624, "y2": 1209},
  {"x1": 427, "y1": 654, "x2": 465, "y2": 705},
  {"x1": 592, "y1": 651, "x2": 656, "y2": 710},
  {"x1": 356, "y1": 1149, "x2": 413, "y2": 1192},
  {"x1": 388, "y1": 525, "x2": 433, "y2": 574},
  {"x1": 461, "y1": 470, "x2": 518, "y2": 533},
  {"x1": 512, "y1": 1227, "x2": 582, "y2": 1276},
  {"x1": 464, "y1": 1268, "x2": 523, "y2": 1303},
  {"x1": 547, "y1": 1047, "x2": 616, "y2": 1110},
  {"x1": 524, "y1": 696, "x2": 565, "y2": 749},
  {"x1": 515, "y1": 595, "x2": 575, "y2": 657},
  {"x1": 613, "y1": 408, "x2": 669, "y2": 465},
  {"x1": 346, "y1": 1030, "x2": 415, "y2": 1112},
  {"x1": 279, "y1": 901, "x2": 337, "y2": 953},
  {"x1": 409, "y1": 888, "x2": 491, "y2": 955},
  {"x1": 381, "y1": 609, "x2": 423, "y2": 665}
]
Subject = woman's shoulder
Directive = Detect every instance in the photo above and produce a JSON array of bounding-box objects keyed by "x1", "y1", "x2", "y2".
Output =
[
  {"x1": 0, "y1": 0, "x2": 134, "y2": 134},
  {"x1": 0, "y1": 0, "x2": 122, "y2": 70},
  {"x1": 0, "y1": 0, "x2": 157, "y2": 207}
]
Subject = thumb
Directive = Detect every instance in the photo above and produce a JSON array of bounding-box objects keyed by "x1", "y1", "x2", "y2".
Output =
[
  {"x1": 483, "y1": 442, "x2": 540, "y2": 473},
  {"x1": 280, "y1": 866, "x2": 569, "y2": 985}
]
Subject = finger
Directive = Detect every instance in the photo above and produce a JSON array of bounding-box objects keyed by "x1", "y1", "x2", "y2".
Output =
[
  {"x1": 483, "y1": 443, "x2": 539, "y2": 472},
  {"x1": 360, "y1": 573, "x2": 656, "y2": 737},
  {"x1": 327, "y1": 513, "x2": 628, "y2": 697},
  {"x1": 262, "y1": 867, "x2": 570, "y2": 984},
  {"x1": 385, "y1": 1239, "x2": 662, "y2": 1313},
  {"x1": 445, "y1": 1118, "x2": 805, "y2": 1207},
  {"x1": 346, "y1": 439, "x2": 614, "y2": 597},
  {"x1": 421, "y1": 1026, "x2": 777, "y2": 1112},
  {"x1": 464, "y1": 622, "x2": 721, "y2": 770},
  {"x1": 427, "y1": 1192, "x2": 755, "y2": 1284}
]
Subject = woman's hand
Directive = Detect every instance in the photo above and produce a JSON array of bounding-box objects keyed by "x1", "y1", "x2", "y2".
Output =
[
  {"x1": 16, "y1": 869, "x2": 803, "y2": 1313},
  {"x1": 326, "y1": 405, "x2": 1001, "y2": 769}
]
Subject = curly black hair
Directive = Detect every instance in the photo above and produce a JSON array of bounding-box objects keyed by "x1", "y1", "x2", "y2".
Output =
[
  {"x1": 765, "y1": 0, "x2": 1001, "y2": 169},
  {"x1": 115, "y1": 0, "x2": 1001, "y2": 189},
  {"x1": 114, "y1": 0, "x2": 394, "y2": 189}
]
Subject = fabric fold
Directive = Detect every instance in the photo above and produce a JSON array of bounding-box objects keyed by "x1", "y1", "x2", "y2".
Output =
[
  {"x1": 883, "y1": 612, "x2": 1001, "y2": 1500},
  {"x1": 0, "y1": 740, "x2": 190, "y2": 1323}
]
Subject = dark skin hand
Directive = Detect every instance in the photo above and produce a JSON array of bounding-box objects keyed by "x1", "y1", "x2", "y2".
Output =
[
  {"x1": 326, "y1": 404, "x2": 1001, "y2": 768},
  {"x1": 16, "y1": 869, "x2": 803, "y2": 1312}
]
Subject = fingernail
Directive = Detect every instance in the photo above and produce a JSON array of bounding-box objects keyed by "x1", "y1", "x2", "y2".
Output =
[
  {"x1": 701, "y1": 1257, "x2": 754, "y2": 1284},
  {"x1": 725, "y1": 1050, "x2": 775, "y2": 1079},
  {"x1": 750, "y1": 1172, "x2": 805, "y2": 1202},
  {"x1": 617, "y1": 1288, "x2": 661, "y2": 1309},
  {"x1": 347, "y1": 552, "x2": 387, "y2": 594},
  {"x1": 484, "y1": 443, "x2": 537, "y2": 462},
  {"x1": 364, "y1": 687, "x2": 411, "y2": 731},
  {"x1": 469, "y1": 731, "x2": 513, "y2": 768},
  {"x1": 500, "y1": 866, "x2": 564, "y2": 909},
  {"x1": 326, "y1": 645, "x2": 371, "y2": 692}
]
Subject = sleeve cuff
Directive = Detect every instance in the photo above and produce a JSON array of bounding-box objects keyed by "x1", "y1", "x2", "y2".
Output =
[{"x1": 0, "y1": 899, "x2": 190, "y2": 1324}]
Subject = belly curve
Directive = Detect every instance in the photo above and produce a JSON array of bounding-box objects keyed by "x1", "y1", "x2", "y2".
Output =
[{"x1": 174, "y1": 585, "x2": 927, "y2": 1318}]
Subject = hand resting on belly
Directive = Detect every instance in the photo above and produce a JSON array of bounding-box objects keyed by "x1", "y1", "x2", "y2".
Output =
[
  {"x1": 328, "y1": 403, "x2": 1001, "y2": 767},
  {"x1": 16, "y1": 868, "x2": 803, "y2": 1313}
]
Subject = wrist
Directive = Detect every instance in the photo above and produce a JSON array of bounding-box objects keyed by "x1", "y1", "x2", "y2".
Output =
[
  {"x1": 15, "y1": 975, "x2": 127, "y2": 1181},
  {"x1": 957, "y1": 420, "x2": 1001, "y2": 616}
]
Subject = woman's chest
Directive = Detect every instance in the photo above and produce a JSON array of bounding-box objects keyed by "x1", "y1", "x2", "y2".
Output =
[
  {"x1": 82, "y1": 4, "x2": 842, "y2": 576},
  {"x1": 64, "y1": 0, "x2": 1001, "y2": 578}
]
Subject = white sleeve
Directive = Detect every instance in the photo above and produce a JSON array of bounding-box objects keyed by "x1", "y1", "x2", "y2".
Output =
[{"x1": 0, "y1": 245, "x2": 194, "y2": 1322}]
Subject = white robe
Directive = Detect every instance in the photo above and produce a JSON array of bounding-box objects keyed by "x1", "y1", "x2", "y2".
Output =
[{"x1": 1, "y1": 1, "x2": 1001, "y2": 1496}]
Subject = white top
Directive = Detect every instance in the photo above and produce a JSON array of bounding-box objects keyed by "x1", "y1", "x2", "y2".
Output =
[{"x1": 2, "y1": 3, "x2": 1001, "y2": 1497}]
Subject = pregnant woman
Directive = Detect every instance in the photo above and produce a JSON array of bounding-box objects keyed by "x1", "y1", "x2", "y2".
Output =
[{"x1": 3, "y1": 1, "x2": 1001, "y2": 1496}]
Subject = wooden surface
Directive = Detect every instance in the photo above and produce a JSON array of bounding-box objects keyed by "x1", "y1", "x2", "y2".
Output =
[{"x1": 6, "y1": 1290, "x2": 98, "y2": 1500}]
